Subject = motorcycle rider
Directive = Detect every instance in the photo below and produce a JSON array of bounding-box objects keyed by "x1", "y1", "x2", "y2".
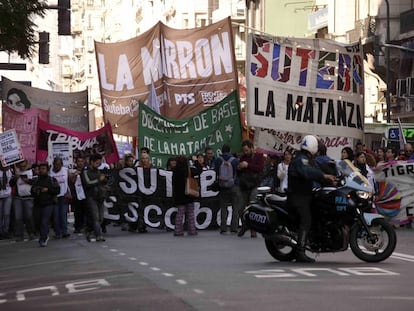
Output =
[{"x1": 287, "y1": 135, "x2": 336, "y2": 263}]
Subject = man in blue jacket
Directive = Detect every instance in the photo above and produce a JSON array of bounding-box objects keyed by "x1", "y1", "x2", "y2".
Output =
[{"x1": 288, "y1": 135, "x2": 336, "y2": 262}]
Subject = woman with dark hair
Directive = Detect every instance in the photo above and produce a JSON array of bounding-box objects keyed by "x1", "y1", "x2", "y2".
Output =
[
  {"x1": 340, "y1": 147, "x2": 354, "y2": 162},
  {"x1": 172, "y1": 156, "x2": 197, "y2": 236},
  {"x1": 7, "y1": 88, "x2": 31, "y2": 111},
  {"x1": 353, "y1": 151, "x2": 376, "y2": 191}
]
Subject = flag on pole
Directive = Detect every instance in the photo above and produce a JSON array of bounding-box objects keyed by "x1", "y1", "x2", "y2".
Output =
[
  {"x1": 397, "y1": 117, "x2": 406, "y2": 150},
  {"x1": 148, "y1": 82, "x2": 160, "y2": 114}
]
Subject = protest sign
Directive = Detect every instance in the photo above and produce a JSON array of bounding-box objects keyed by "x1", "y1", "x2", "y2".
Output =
[
  {"x1": 0, "y1": 129, "x2": 24, "y2": 167},
  {"x1": 138, "y1": 91, "x2": 242, "y2": 168}
]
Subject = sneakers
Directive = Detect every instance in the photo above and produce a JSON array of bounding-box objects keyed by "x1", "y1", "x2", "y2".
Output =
[{"x1": 39, "y1": 236, "x2": 49, "y2": 247}]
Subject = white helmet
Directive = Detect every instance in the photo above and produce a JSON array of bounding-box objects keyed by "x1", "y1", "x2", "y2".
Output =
[{"x1": 301, "y1": 135, "x2": 319, "y2": 155}]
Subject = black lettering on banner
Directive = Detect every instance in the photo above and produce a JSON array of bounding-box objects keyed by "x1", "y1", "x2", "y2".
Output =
[
  {"x1": 265, "y1": 90, "x2": 275, "y2": 118},
  {"x1": 104, "y1": 168, "x2": 223, "y2": 229},
  {"x1": 406, "y1": 206, "x2": 413, "y2": 217},
  {"x1": 285, "y1": 93, "x2": 363, "y2": 130},
  {"x1": 254, "y1": 87, "x2": 264, "y2": 116}
]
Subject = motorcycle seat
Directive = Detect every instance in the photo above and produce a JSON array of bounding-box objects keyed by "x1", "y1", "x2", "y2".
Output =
[{"x1": 265, "y1": 193, "x2": 287, "y2": 205}]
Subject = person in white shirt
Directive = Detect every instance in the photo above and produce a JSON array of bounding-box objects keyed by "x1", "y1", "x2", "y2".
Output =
[
  {"x1": 49, "y1": 157, "x2": 71, "y2": 239},
  {"x1": 277, "y1": 149, "x2": 293, "y2": 193}
]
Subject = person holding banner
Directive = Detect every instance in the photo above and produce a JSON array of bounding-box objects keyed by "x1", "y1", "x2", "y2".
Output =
[
  {"x1": 172, "y1": 156, "x2": 197, "y2": 236},
  {"x1": 81, "y1": 153, "x2": 108, "y2": 242},
  {"x1": 50, "y1": 157, "x2": 71, "y2": 239},
  {"x1": 403, "y1": 143, "x2": 414, "y2": 160}
]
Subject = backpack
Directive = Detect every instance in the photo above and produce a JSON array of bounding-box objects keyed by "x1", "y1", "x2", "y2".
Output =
[{"x1": 218, "y1": 156, "x2": 235, "y2": 188}]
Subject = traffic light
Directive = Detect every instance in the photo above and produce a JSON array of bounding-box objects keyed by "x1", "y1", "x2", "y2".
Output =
[
  {"x1": 38, "y1": 32, "x2": 50, "y2": 64},
  {"x1": 58, "y1": 0, "x2": 71, "y2": 35}
]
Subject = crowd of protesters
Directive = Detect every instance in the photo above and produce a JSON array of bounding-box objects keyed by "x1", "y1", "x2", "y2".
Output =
[{"x1": 1, "y1": 139, "x2": 413, "y2": 247}]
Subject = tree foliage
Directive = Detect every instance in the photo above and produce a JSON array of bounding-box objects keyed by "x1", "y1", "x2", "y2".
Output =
[{"x1": 0, "y1": 0, "x2": 47, "y2": 59}]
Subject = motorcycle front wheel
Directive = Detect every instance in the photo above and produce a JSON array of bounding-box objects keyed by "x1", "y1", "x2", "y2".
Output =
[
  {"x1": 265, "y1": 238, "x2": 296, "y2": 262},
  {"x1": 349, "y1": 218, "x2": 397, "y2": 262}
]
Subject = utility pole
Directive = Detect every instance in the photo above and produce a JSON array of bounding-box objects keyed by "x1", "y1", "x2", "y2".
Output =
[{"x1": 385, "y1": 0, "x2": 391, "y2": 123}]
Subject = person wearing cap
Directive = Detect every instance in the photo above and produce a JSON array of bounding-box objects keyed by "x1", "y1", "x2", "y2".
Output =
[{"x1": 287, "y1": 135, "x2": 336, "y2": 263}]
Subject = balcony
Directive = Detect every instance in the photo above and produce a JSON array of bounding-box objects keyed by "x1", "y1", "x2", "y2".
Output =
[{"x1": 401, "y1": 9, "x2": 414, "y2": 34}]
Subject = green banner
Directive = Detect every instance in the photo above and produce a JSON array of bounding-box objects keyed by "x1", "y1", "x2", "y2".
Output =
[{"x1": 139, "y1": 91, "x2": 242, "y2": 168}]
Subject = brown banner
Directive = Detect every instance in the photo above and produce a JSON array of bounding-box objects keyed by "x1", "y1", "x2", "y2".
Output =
[
  {"x1": 95, "y1": 17, "x2": 238, "y2": 137},
  {"x1": 1, "y1": 76, "x2": 89, "y2": 131}
]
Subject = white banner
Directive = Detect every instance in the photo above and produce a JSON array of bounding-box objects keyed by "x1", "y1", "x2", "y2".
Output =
[
  {"x1": 254, "y1": 127, "x2": 353, "y2": 159},
  {"x1": 374, "y1": 161, "x2": 414, "y2": 225},
  {"x1": 246, "y1": 34, "x2": 364, "y2": 139}
]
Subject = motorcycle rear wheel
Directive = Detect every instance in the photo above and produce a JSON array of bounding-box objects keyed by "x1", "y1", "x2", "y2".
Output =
[
  {"x1": 265, "y1": 239, "x2": 296, "y2": 262},
  {"x1": 349, "y1": 218, "x2": 397, "y2": 262}
]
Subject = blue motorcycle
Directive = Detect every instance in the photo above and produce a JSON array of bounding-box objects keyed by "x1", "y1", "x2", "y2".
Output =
[{"x1": 242, "y1": 160, "x2": 397, "y2": 262}]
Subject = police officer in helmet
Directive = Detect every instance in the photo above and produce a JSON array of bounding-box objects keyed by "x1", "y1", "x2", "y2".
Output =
[{"x1": 287, "y1": 135, "x2": 336, "y2": 263}]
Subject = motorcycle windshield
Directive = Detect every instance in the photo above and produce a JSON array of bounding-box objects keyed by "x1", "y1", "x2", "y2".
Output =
[{"x1": 336, "y1": 159, "x2": 373, "y2": 192}]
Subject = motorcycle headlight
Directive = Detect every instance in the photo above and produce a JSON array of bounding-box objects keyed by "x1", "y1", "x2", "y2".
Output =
[{"x1": 356, "y1": 191, "x2": 372, "y2": 200}]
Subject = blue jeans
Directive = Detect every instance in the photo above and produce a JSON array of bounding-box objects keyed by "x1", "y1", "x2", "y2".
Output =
[
  {"x1": 13, "y1": 197, "x2": 35, "y2": 238},
  {"x1": 53, "y1": 196, "x2": 69, "y2": 236},
  {"x1": 38, "y1": 205, "x2": 54, "y2": 243},
  {"x1": 0, "y1": 196, "x2": 12, "y2": 235}
]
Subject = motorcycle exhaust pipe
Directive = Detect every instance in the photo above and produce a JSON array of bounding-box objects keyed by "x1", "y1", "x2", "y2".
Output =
[{"x1": 268, "y1": 233, "x2": 298, "y2": 247}]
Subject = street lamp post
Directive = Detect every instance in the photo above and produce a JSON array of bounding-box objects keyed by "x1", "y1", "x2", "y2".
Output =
[{"x1": 385, "y1": 0, "x2": 391, "y2": 123}]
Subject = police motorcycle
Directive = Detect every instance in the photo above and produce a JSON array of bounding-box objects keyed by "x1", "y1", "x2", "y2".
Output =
[{"x1": 241, "y1": 159, "x2": 397, "y2": 262}]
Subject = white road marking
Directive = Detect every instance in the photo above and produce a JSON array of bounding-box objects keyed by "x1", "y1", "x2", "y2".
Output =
[
  {"x1": 162, "y1": 273, "x2": 174, "y2": 277},
  {"x1": 139, "y1": 261, "x2": 149, "y2": 266},
  {"x1": 128, "y1": 257, "x2": 137, "y2": 261},
  {"x1": 118, "y1": 252, "x2": 126, "y2": 256},
  {"x1": 391, "y1": 252, "x2": 414, "y2": 263},
  {"x1": 109, "y1": 249, "x2": 118, "y2": 252},
  {"x1": 368, "y1": 296, "x2": 414, "y2": 300},
  {"x1": 193, "y1": 288, "x2": 205, "y2": 294},
  {"x1": 150, "y1": 267, "x2": 161, "y2": 271},
  {"x1": 176, "y1": 279, "x2": 187, "y2": 285}
]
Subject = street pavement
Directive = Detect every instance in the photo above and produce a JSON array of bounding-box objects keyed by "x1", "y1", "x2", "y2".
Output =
[{"x1": 1, "y1": 224, "x2": 413, "y2": 311}]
